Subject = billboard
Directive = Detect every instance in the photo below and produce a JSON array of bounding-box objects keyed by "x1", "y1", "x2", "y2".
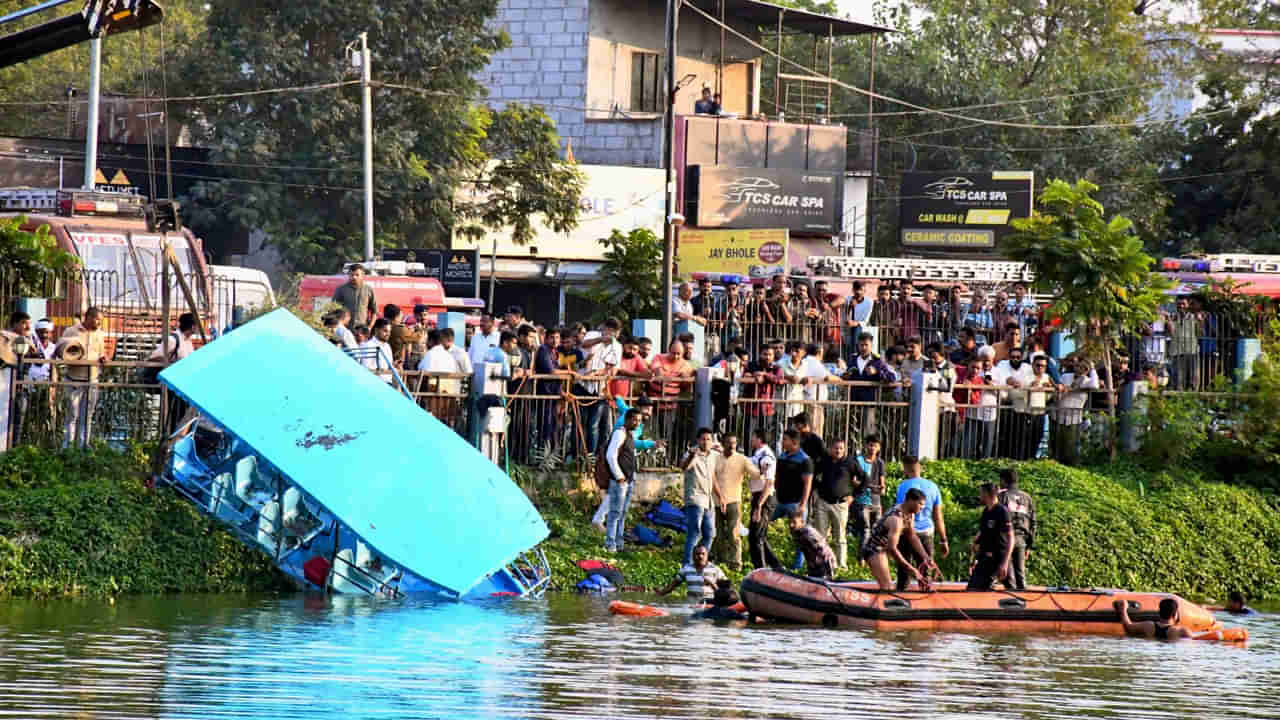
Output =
[
  {"x1": 686, "y1": 166, "x2": 841, "y2": 234},
  {"x1": 899, "y1": 171, "x2": 1034, "y2": 249},
  {"x1": 451, "y1": 164, "x2": 664, "y2": 261},
  {"x1": 383, "y1": 249, "x2": 478, "y2": 298},
  {"x1": 676, "y1": 228, "x2": 789, "y2": 280}
]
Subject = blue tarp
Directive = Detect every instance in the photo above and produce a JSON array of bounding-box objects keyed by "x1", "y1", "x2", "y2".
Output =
[{"x1": 159, "y1": 309, "x2": 549, "y2": 596}]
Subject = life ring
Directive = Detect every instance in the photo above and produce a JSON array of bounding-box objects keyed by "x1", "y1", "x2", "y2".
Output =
[
  {"x1": 1194, "y1": 627, "x2": 1248, "y2": 643},
  {"x1": 609, "y1": 601, "x2": 668, "y2": 617}
]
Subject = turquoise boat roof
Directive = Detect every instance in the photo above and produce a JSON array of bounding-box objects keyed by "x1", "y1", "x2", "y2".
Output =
[{"x1": 160, "y1": 309, "x2": 548, "y2": 596}]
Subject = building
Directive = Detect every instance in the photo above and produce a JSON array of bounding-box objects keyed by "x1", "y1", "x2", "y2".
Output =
[
  {"x1": 1149, "y1": 28, "x2": 1280, "y2": 121},
  {"x1": 470, "y1": 0, "x2": 888, "y2": 323}
]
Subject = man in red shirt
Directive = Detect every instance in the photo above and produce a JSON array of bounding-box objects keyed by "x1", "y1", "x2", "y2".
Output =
[
  {"x1": 648, "y1": 339, "x2": 694, "y2": 402},
  {"x1": 610, "y1": 337, "x2": 652, "y2": 399},
  {"x1": 738, "y1": 345, "x2": 782, "y2": 446}
]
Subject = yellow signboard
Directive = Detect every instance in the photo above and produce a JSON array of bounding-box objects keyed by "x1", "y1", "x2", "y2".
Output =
[
  {"x1": 901, "y1": 229, "x2": 995, "y2": 248},
  {"x1": 676, "y1": 228, "x2": 790, "y2": 280}
]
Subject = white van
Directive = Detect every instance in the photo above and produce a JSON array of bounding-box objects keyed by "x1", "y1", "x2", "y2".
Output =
[{"x1": 210, "y1": 265, "x2": 276, "y2": 330}]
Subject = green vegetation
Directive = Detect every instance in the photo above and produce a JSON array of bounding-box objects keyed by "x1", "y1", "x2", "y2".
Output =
[
  {"x1": 3, "y1": 444, "x2": 1277, "y2": 601},
  {"x1": 0, "y1": 445, "x2": 289, "y2": 597},
  {"x1": 572, "y1": 227, "x2": 665, "y2": 328}
]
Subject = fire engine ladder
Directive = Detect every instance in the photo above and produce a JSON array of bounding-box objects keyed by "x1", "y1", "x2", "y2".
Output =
[
  {"x1": 0, "y1": 0, "x2": 162, "y2": 71},
  {"x1": 805, "y1": 255, "x2": 1035, "y2": 283}
]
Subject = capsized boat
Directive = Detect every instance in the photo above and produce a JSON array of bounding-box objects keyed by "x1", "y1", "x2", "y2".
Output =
[
  {"x1": 159, "y1": 309, "x2": 550, "y2": 600},
  {"x1": 740, "y1": 569, "x2": 1224, "y2": 635}
]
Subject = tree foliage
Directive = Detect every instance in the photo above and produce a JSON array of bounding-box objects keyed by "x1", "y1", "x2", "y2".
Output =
[
  {"x1": 0, "y1": 217, "x2": 79, "y2": 296},
  {"x1": 1162, "y1": 73, "x2": 1280, "y2": 255},
  {"x1": 1005, "y1": 179, "x2": 1173, "y2": 341},
  {"x1": 0, "y1": 0, "x2": 209, "y2": 138},
  {"x1": 574, "y1": 228, "x2": 664, "y2": 327},
  {"x1": 174, "y1": 0, "x2": 578, "y2": 272},
  {"x1": 445, "y1": 103, "x2": 586, "y2": 248},
  {"x1": 782, "y1": 0, "x2": 1214, "y2": 255}
]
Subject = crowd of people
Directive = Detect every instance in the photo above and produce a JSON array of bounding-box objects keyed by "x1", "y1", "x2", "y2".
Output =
[
  {"x1": 313, "y1": 264, "x2": 1250, "y2": 469},
  {"x1": 601, "y1": 396, "x2": 1041, "y2": 596}
]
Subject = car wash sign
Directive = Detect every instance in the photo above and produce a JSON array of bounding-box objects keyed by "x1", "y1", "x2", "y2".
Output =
[
  {"x1": 899, "y1": 171, "x2": 1033, "y2": 249},
  {"x1": 688, "y1": 166, "x2": 840, "y2": 233}
]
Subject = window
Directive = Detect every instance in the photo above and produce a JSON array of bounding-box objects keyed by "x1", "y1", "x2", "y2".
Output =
[{"x1": 630, "y1": 52, "x2": 662, "y2": 113}]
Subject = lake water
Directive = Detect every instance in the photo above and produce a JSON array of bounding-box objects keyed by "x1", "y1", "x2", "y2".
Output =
[{"x1": 0, "y1": 593, "x2": 1276, "y2": 719}]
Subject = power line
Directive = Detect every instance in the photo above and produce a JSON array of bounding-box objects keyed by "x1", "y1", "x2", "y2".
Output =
[
  {"x1": 0, "y1": 81, "x2": 359, "y2": 106},
  {"x1": 682, "y1": 2, "x2": 1232, "y2": 133}
]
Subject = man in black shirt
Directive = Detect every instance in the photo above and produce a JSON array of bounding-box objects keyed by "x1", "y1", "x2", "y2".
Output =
[
  {"x1": 968, "y1": 482, "x2": 1015, "y2": 590},
  {"x1": 997, "y1": 468, "x2": 1036, "y2": 590},
  {"x1": 789, "y1": 412, "x2": 827, "y2": 475},
  {"x1": 811, "y1": 439, "x2": 863, "y2": 570}
]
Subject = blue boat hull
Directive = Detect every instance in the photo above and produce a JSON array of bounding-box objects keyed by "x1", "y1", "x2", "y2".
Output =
[{"x1": 164, "y1": 421, "x2": 550, "y2": 600}]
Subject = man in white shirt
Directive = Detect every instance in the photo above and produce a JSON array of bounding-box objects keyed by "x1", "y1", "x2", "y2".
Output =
[
  {"x1": 468, "y1": 313, "x2": 502, "y2": 369},
  {"x1": 421, "y1": 327, "x2": 472, "y2": 392},
  {"x1": 1052, "y1": 358, "x2": 1100, "y2": 466},
  {"x1": 800, "y1": 342, "x2": 832, "y2": 436},
  {"x1": 581, "y1": 318, "x2": 623, "y2": 453},
  {"x1": 57, "y1": 307, "x2": 109, "y2": 448},
  {"x1": 147, "y1": 312, "x2": 198, "y2": 366},
  {"x1": 359, "y1": 318, "x2": 396, "y2": 383},
  {"x1": 777, "y1": 341, "x2": 810, "y2": 422},
  {"x1": 672, "y1": 282, "x2": 700, "y2": 326},
  {"x1": 993, "y1": 346, "x2": 1048, "y2": 460},
  {"x1": 747, "y1": 429, "x2": 779, "y2": 570},
  {"x1": 27, "y1": 319, "x2": 55, "y2": 382}
]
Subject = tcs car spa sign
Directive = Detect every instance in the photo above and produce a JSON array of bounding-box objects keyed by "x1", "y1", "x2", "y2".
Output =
[
  {"x1": 687, "y1": 166, "x2": 841, "y2": 234},
  {"x1": 899, "y1": 171, "x2": 1034, "y2": 249},
  {"x1": 677, "y1": 228, "x2": 789, "y2": 280}
]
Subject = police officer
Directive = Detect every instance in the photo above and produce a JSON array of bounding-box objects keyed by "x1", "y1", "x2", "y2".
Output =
[{"x1": 997, "y1": 468, "x2": 1036, "y2": 590}]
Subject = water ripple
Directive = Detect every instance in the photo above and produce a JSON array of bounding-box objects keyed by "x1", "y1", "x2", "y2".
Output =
[{"x1": 0, "y1": 593, "x2": 1275, "y2": 720}]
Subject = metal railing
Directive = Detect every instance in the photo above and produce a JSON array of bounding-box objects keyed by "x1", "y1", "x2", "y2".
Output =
[{"x1": 7, "y1": 359, "x2": 172, "y2": 448}]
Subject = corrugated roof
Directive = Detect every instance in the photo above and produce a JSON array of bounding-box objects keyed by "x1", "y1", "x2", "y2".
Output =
[{"x1": 690, "y1": 0, "x2": 894, "y2": 37}]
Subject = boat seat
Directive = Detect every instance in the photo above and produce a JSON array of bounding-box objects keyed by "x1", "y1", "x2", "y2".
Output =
[
  {"x1": 235, "y1": 455, "x2": 273, "y2": 508},
  {"x1": 356, "y1": 540, "x2": 399, "y2": 592},
  {"x1": 282, "y1": 486, "x2": 302, "y2": 527},
  {"x1": 330, "y1": 548, "x2": 370, "y2": 595},
  {"x1": 257, "y1": 500, "x2": 281, "y2": 553},
  {"x1": 210, "y1": 472, "x2": 242, "y2": 525}
]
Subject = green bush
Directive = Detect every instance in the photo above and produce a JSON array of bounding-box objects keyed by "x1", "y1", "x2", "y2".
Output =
[{"x1": 0, "y1": 445, "x2": 290, "y2": 597}]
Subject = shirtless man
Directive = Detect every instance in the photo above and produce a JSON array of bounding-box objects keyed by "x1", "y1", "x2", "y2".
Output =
[
  {"x1": 1113, "y1": 597, "x2": 1194, "y2": 642},
  {"x1": 859, "y1": 488, "x2": 933, "y2": 590}
]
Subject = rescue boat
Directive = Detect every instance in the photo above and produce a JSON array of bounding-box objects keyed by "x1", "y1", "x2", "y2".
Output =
[{"x1": 740, "y1": 568, "x2": 1223, "y2": 635}]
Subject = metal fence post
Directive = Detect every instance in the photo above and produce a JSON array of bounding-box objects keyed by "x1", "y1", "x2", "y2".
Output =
[
  {"x1": 908, "y1": 369, "x2": 940, "y2": 460},
  {"x1": 1118, "y1": 381, "x2": 1143, "y2": 454},
  {"x1": 0, "y1": 367, "x2": 12, "y2": 452},
  {"x1": 694, "y1": 366, "x2": 715, "y2": 433}
]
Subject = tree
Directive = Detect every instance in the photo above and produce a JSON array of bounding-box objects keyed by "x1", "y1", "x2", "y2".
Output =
[
  {"x1": 0, "y1": 217, "x2": 79, "y2": 297},
  {"x1": 176, "y1": 0, "x2": 577, "y2": 273},
  {"x1": 1161, "y1": 69, "x2": 1280, "y2": 256},
  {"x1": 574, "y1": 228, "x2": 664, "y2": 327},
  {"x1": 805, "y1": 0, "x2": 1212, "y2": 255},
  {"x1": 1003, "y1": 179, "x2": 1173, "y2": 455},
  {"x1": 444, "y1": 103, "x2": 586, "y2": 250},
  {"x1": 0, "y1": 0, "x2": 210, "y2": 138}
]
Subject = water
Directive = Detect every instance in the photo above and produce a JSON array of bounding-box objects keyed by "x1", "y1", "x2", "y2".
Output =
[{"x1": 0, "y1": 593, "x2": 1276, "y2": 720}]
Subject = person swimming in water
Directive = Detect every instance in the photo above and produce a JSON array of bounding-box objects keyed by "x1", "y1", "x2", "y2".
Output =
[
  {"x1": 1113, "y1": 597, "x2": 1194, "y2": 642},
  {"x1": 1208, "y1": 591, "x2": 1255, "y2": 616}
]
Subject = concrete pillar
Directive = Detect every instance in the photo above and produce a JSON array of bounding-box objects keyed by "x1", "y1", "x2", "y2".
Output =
[
  {"x1": 907, "y1": 369, "x2": 940, "y2": 460},
  {"x1": 436, "y1": 312, "x2": 466, "y2": 345},
  {"x1": 694, "y1": 366, "x2": 715, "y2": 433},
  {"x1": 1049, "y1": 330, "x2": 1075, "y2": 359},
  {"x1": 675, "y1": 319, "x2": 705, "y2": 359},
  {"x1": 1237, "y1": 338, "x2": 1261, "y2": 384},
  {"x1": 1118, "y1": 381, "x2": 1144, "y2": 453},
  {"x1": 0, "y1": 367, "x2": 11, "y2": 452},
  {"x1": 632, "y1": 319, "x2": 662, "y2": 344}
]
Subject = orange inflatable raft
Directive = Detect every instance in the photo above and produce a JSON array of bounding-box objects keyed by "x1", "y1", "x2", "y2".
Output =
[
  {"x1": 609, "y1": 601, "x2": 668, "y2": 617},
  {"x1": 740, "y1": 569, "x2": 1225, "y2": 636}
]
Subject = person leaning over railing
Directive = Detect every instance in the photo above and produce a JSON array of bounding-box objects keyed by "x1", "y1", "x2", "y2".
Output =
[
  {"x1": 1051, "y1": 357, "x2": 1099, "y2": 466},
  {"x1": 738, "y1": 344, "x2": 783, "y2": 447},
  {"x1": 841, "y1": 332, "x2": 896, "y2": 435}
]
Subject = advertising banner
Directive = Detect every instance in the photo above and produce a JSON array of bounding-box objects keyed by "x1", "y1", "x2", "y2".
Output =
[
  {"x1": 676, "y1": 228, "x2": 789, "y2": 280},
  {"x1": 687, "y1": 166, "x2": 841, "y2": 233},
  {"x1": 899, "y1": 171, "x2": 1034, "y2": 249},
  {"x1": 383, "y1": 249, "x2": 478, "y2": 297},
  {"x1": 451, "y1": 164, "x2": 664, "y2": 261}
]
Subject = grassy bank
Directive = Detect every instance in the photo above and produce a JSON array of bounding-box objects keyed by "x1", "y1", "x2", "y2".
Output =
[
  {"x1": 535, "y1": 459, "x2": 1280, "y2": 601},
  {"x1": 0, "y1": 445, "x2": 289, "y2": 597},
  {"x1": 1, "y1": 445, "x2": 1277, "y2": 601}
]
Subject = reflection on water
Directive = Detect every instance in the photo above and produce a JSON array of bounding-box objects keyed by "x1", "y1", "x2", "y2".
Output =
[{"x1": 0, "y1": 593, "x2": 1276, "y2": 719}]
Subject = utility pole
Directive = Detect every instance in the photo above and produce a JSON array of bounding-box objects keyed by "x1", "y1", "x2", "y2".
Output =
[
  {"x1": 359, "y1": 31, "x2": 374, "y2": 263},
  {"x1": 661, "y1": 0, "x2": 680, "y2": 346},
  {"x1": 83, "y1": 38, "x2": 101, "y2": 189}
]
